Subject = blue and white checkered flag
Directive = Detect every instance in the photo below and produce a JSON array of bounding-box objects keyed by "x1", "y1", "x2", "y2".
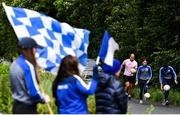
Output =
[{"x1": 3, "y1": 3, "x2": 90, "y2": 75}]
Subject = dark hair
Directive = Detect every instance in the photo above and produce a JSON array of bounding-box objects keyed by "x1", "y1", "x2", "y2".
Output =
[
  {"x1": 142, "y1": 58, "x2": 147, "y2": 62},
  {"x1": 52, "y1": 55, "x2": 80, "y2": 106}
]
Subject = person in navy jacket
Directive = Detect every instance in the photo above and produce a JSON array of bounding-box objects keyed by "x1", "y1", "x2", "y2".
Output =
[
  {"x1": 95, "y1": 59, "x2": 127, "y2": 114},
  {"x1": 159, "y1": 64, "x2": 178, "y2": 105},
  {"x1": 52, "y1": 55, "x2": 99, "y2": 114},
  {"x1": 135, "y1": 59, "x2": 152, "y2": 104}
]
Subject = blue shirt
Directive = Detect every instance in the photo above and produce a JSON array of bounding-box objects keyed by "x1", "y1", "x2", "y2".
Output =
[
  {"x1": 136, "y1": 65, "x2": 152, "y2": 81},
  {"x1": 10, "y1": 55, "x2": 44, "y2": 104},
  {"x1": 56, "y1": 75, "x2": 98, "y2": 114},
  {"x1": 159, "y1": 66, "x2": 177, "y2": 84}
]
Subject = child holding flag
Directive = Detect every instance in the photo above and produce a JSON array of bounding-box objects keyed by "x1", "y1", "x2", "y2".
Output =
[{"x1": 95, "y1": 59, "x2": 127, "y2": 114}]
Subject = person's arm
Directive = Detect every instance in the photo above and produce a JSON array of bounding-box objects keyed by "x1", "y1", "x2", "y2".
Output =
[
  {"x1": 147, "y1": 66, "x2": 152, "y2": 83},
  {"x1": 159, "y1": 67, "x2": 163, "y2": 90},
  {"x1": 74, "y1": 66, "x2": 99, "y2": 95},
  {"x1": 135, "y1": 66, "x2": 140, "y2": 85},
  {"x1": 135, "y1": 61, "x2": 138, "y2": 69},
  {"x1": 75, "y1": 76, "x2": 98, "y2": 95},
  {"x1": 119, "y1": 60, "x2": 125, "y2": 75},
  {"x1": 169, "y1": 66, "x2": 178, "y2": 84},
  {"x1": 25, "y1": 61, "x2": 45, "y2": 103}
]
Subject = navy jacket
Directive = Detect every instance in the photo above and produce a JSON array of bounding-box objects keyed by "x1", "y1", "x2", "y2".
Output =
[{"x1": 95, "y1": 73, "x2": 128, "y2": 114}]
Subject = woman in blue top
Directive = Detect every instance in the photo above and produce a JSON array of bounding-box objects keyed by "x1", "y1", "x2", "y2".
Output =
[
  {"x1": 136, "y1": 59, "x2": 152, "y2": 104},
  {"x1": 52, "y1": 55, "x2": 98, "y2": 114}
]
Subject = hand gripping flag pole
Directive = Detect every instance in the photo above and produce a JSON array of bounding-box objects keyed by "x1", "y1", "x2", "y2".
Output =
[{"x1": 36, "y1": 67, "x2": 53, "y2": 114}]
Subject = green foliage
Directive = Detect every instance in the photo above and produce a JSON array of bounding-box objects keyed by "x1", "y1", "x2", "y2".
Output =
[
  {"x1": 132, "y1": 87, "x2": 180, "y2": 106},
  {"x1": 1, "y1": 0, "x2": 180, "y2": 88},
  {"x1": 37, "y1": 71, "x2": 57, "y2": 114},
  {"x1": 87, "y1": 95, "x2": 95, "y2": 114},
  {"x1": 1, "y1": 0, "x2": 180, "y2": 75},
  {"x1": 0, "y1": 64, "x2": 12, "y2": 113},
  {"x1": 149, "y1": 89, "x2": 163, "y2": 102},
  {"x1": 169, "y1": 90, "x2": 180, "y2": 106}
]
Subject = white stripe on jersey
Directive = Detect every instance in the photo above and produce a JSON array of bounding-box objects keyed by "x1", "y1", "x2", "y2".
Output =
[
  {"x1": 73, "y1": 75, "x2": 92, "y2": 90},
  {"x1": 25, "y1": 60, "x2": 41, "y2": 96}
]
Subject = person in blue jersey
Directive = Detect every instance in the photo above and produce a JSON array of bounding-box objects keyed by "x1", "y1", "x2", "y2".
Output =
[
  {"x1": 135, "y1": 59, "x2": 152, "y2": 104},
  {"x1": 159, "y1": 64, "x2": 178, "y2": 105},
  {"x1": 10, "y1": 38, "x2": 50, "y2": 114},
  {"x1": 95, "y1": 59, "x2": 128, "y2": 114},
  {"x1": 52, "y1": 55, "x2": 99, "y2": 114}
]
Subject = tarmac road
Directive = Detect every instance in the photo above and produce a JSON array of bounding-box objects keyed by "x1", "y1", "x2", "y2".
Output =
[{"x1": 128, "y1": 99, "x2": 180, "y2": 114}]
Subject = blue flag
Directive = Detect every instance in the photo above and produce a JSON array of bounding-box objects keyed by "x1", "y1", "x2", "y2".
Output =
[
  {"x1": 3, "y1": 3, "x2": 90, "y2": 74},
  {"x1": 98, "y1": 31, "x2": 119, "y2": 66}
]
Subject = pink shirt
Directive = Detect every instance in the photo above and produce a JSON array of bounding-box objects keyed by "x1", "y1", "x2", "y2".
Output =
[{"x1": 122, "y1": 59, "x2": 138, "y2": 76}]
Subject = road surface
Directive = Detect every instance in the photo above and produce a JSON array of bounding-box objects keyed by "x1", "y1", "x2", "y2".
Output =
[{"x1": 128, "y1": 99, "x2": 180, "y2": 114}]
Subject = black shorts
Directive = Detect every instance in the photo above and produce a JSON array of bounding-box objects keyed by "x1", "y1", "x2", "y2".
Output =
[
  {"x1": 162, "y1": 79, "x2": 173, "y2": 86},
  {"x1": 122, "y1": 75, "x2": 136, "y2": 84}
]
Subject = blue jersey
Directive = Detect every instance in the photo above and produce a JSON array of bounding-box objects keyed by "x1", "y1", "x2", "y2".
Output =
[
  {"x1": 159, "y1": 66, "x2": 177, "y2": 84},
  {"x1": 56, "y1": 75, "x2": 98, "y2": 114},
  {"x1": 136, "y1": 65, "x2": 152, "y2": 81},
  {"x1": 10, "y1": 55, "x2": 44, "y2": 104}
]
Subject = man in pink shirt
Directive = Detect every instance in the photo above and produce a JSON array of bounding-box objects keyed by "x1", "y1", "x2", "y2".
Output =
[{"x1": 120, "y1": 53, "x2": 138, "y2": 100}]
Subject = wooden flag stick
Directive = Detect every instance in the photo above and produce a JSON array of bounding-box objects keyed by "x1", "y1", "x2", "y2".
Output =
[{"x1": 36, "y1": 68, "x2": 53, "y2": 114}]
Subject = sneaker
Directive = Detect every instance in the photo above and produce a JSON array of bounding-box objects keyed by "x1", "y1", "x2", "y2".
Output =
[
  {"x1": 165, "y1": 100, "x2": 169, "y2": 105},
  {"x1": 162, "y1": 100, "x2": 169, "y2": 106},
  {"x1": 139, "y1": 100, "x2": 143, "y2": 104},
  {"x1": 128, "y1": 95, "x2": 131, "y2": 100}
]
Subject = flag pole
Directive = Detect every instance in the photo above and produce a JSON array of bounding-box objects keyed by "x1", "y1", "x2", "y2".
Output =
[
  {"x1": 96, "y1": 56, "x2": 100, "y2": 65},
  {"x1": 37, "y1": 67, "x2": 53, "y2": 114}
]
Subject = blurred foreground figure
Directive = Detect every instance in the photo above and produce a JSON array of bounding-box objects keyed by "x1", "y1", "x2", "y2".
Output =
[
  {"x1": 52, "y1": 55, "x2": 99, "y2": 114},
  {"x1": 10, "y1": 38, "x2": 50, "y2": 114},
  {"x1": 95, "y1": 59, "x2": 127, "y2": 114}
]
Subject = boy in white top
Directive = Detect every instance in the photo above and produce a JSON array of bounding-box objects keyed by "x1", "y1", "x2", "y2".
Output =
[{"x1": 120, "y1": 53, "x2": 138, "y2": 100}]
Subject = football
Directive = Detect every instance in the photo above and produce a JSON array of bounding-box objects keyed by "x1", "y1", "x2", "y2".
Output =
[
  {"x1": 144, "y1": 93, "x2": 151, "y2": 98},
  {"x1": 164, "y1": 85, "x2": 170, "y2": 91},
  {"x1": 130, "y1": 68, "x2": 136, "y2": 74}
]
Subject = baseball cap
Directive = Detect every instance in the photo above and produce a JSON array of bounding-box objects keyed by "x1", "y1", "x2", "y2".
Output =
[{"x1": 18, "y1": 37, "x2": 43, "y2": 49}]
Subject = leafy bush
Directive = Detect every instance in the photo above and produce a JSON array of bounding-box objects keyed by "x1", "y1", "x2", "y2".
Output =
[
  {"x1": 37, "y1": 71, "x2": 57, "y2": 114},
  {"x1": 0, "y1": 64, "x2": 12, "y2": 114}
]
